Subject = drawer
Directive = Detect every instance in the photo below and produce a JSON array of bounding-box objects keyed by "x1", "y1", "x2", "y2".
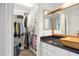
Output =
[
  {"x1": 41, "y1": 42, "x2": 54, "y2": 52},
  {"x1": 45, "y1": 50, "x2": 52, "y2": 56},
  {"x1": 70, "y1": 52, "x2": 79, "y2": 56},
  {"x1": 41, "y1": 45, "x2": 47, "y2": 56},
  {"x1": 41, "y1": 43, "x2": 54, "y2": 56},
  {"x1": 49, "y1": 50, "x2": 54, "y2": 56},
  {"x1": 42, "y1": 49, "x2": 54, "y2": 56},
  {"x1": 55, "y1": 47, "x2": 69, "y2": 56},
  {"x1": 41, "y1": 42, "x2": 48, "y2": 47},
  {"x1": 46, "y1": 44, "x2": 54, "y2": 52},
  {"x1": 41, "y1": 48, "x2": 47, "y2": 56}
]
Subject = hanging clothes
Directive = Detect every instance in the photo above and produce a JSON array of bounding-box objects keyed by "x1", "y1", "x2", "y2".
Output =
[
  {"x1": 32, "y1": 35, "x2": 35, "y2": 49},
  {"x1": 20, "y1": 21, "x2": 25, "y2": 35},
  {"x1": 24, "y1": 16, "x2": 29, "y2": 49},
  {"x1": 16, "y1": 22, "x2": 19, "y2": 36},
  {"x1": 28, "y1": 33, "x2": 32, "y2": 47},
  {"x1": 24, "y1": 16, "x2": 27, "y2": 28},
  {"x1": 24, "y1": 32, "x2": 29, "y2": 49},
  {"x1": 14, "y1": 22, "x2": 16, "y2": 37},
  {"x1": 18, "y1": 23, "x2": 20, "y2": 37},
  {"x1": 14, "y1": 22, "x2": 19, "y2": 37},
  {"x1": 32, "y1": 35, "x2": 37, "y2": 50}
]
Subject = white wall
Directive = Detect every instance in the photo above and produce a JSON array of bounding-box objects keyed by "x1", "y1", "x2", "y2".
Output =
[
  {"x1": 0, "y1": 3, "x2": 6, "y2": 56},
  {"x1": 27, "y1": 4, "x2": 40, "y2": 55},
  {"x1": 6, "y1": 3, "x2": 14, "y2": 56},
  {"x1": 0, "y1": 3, "x2": 14, "y2": 56}
]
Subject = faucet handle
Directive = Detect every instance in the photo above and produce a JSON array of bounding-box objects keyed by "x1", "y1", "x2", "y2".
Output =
[{"x1": 76, "y1": 31, "x2": 79, "y2": 37}]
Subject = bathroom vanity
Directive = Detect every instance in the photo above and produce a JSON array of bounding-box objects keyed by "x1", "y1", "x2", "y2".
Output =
[
  {"x1": 40, "y1": 4, "x2": 79, "y2": 56},
  {"x1": 40, "y1": 35, "x2": 79, "y2": 56}
]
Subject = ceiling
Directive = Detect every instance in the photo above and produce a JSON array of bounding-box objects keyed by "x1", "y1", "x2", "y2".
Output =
[
  {"x1": 13, "y1": 3, "x2": 64, "y2": 15},
  {"x1": 14, "y1": 3, "x2": 33, "y2": 15}
]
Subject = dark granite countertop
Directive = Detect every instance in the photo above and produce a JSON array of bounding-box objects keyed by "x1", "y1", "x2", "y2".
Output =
[{"x1": 41, "y1": 36, "x2": 79, "y2": 54}]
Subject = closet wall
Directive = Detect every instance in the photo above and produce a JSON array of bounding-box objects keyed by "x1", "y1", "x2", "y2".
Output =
[{"x1": 27, "y1": 4, "x2": 39, "y2": 55}]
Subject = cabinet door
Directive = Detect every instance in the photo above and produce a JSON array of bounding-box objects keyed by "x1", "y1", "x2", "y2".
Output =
[
  {"x1": 40, "y1": 42, "x2": 54, "y2": 56},
  {"x1": 41, "y1": 42, "x2": 47, "y2": 56},
  {"x1": 41, "y1": 47, "x2": 47, "y2": 56},
  {"x1": 46, "y1": 43, "x2": 55, "y2": 52},
  {"x1": 41, "y1": 42, "x2": 47, "y2": 47},
  {"x1": 49, "y1": 50, "x2": 54, "y2": 56},
  {"x1": 41, "y1": 42, "x2": 55, "y2": 51},
  {"x1": 55, "y1": 47, "x2": 69, "y2": 56},
  {"x1": 70, "y1": 52, "x2": 79, "y2": 56}
]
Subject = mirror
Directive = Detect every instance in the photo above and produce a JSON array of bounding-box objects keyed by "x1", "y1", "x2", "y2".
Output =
[
  {"x1": 54, "y1": 13, "x2": 60, "y2": 30},
  {"x1": 52, "y1": 4, "x2": 79, "y2": 37},
  {"x1": 54, "y1": 11, "x2": 65, "y2": 34},
  {"x1": 43, "y1": 10, "x2": 52, "y2": 30},
  {"x1": 65, "y1": 4, "x2": 79, "y2": 36}
]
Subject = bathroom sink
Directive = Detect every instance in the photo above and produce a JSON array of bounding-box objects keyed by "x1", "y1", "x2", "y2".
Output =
[
  {"x1": 47, "y1": 39, "x2": 63, "y2": 46},
  {"x1": 60, "y1": 37, "x2": 79, "y2": 49}
]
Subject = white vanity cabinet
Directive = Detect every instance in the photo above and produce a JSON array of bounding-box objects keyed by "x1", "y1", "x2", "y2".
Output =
[
  {"x1": 40, "y1": 41, "x2": 70, "y2": 56},
  {"x1": 54, "y1": 46, "x2": 69, "y2": 56},
  {"x1": 70, "y1": 52, "x2": 79, "y2": 56},
  {"x1": 40, "y1": 41, "x2": 79, "y2": 56},
  {"x1": 41, "y1": 42, "x2": 55, "y2": 56}
]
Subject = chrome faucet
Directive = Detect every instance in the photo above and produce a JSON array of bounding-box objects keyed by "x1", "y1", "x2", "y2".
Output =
[{"x1": 76, "y1": 31, "x2": 79, "y2": 37}]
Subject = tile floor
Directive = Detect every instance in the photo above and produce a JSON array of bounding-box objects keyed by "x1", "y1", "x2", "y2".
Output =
[{"x1": 19, "y1": 49, "x2": 35, "y2": 56}]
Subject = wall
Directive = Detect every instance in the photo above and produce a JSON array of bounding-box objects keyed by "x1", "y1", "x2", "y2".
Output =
[
  {"x1": 6, "y1": 3, "x2": 14, "y2": 56},
  {"x1": 0, "y1": 3, "x2": 6, "y2": 56},
  {"x1": 27, "y1": 4, "x2": 40, "y2": 55},
  {"x1": 0, "y1": 3, "x2": 14, "y2": 56}
]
